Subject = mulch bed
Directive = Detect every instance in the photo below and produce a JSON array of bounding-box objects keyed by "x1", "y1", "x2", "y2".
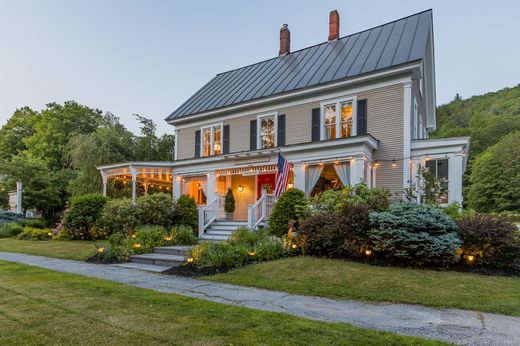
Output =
[{"x1": 163, "y1": 263, "x2": 230, "y2": 277}]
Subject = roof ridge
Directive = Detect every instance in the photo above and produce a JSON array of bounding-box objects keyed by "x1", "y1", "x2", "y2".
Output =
[{"x1": 215, "y1": 9, "x2": 432, "y2": 77}]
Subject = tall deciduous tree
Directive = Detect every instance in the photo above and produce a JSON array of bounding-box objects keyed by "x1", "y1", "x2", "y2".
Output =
[
  {"x1": 0, "y1": 107, "x2": 38, "y2": 160},
  {"x1": 24, "y1": 101, "x2": 103, "y2": 170},
  {"x1": 467, "y1": 131, "x2": 520, "y2": 212}
]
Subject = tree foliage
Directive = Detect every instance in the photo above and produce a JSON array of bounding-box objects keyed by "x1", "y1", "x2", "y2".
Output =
[{"x1": 467, "y1": 132, "x2": 520, "y2": 212}]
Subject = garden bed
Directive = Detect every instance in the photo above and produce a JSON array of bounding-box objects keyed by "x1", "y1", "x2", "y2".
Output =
[{"x1": 164, "y1": 263, "x2": 231, "y2": 277}]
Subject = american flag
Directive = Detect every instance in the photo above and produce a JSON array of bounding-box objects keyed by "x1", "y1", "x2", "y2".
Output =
[{"x1": 274, "y1": 153, "x2": 290, "y2": 198}]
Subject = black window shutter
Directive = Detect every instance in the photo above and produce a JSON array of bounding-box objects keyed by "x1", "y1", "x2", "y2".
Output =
[
  {"x1": 357, "y1": 99, "x2": 367, "y2": 136},
  {"x1": 277, "y1": 114, "x2": 286, "y2": 147},
  {"x1": 194, "y1": 130, "x2": 201, "y2": 158},
  {"x1": 250, "y1": 119, "x2": 257, "y2": 151},
  {"x1": 311, "y1": 108, "x2": 321, "y2": 142},
  {"x1": 223, "y1": 125, "x2": 230, "y2": 154}
]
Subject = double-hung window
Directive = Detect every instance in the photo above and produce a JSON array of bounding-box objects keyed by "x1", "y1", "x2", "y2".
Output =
[
  {"x1": 257, "y1": 113, "x2": 277, "y2": 149},
  {"x1": 201, "y1": 124, "x2": 223, "y2": 157},
  {"x1": 321, "y1": 97, "x2": 356, "y2": 140}
]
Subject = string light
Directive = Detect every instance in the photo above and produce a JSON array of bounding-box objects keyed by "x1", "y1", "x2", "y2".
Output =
[{"x1": 391, "y1": 159, "x2": 397, "y2": 169}]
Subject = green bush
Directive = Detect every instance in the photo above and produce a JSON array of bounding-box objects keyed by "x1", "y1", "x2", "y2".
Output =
[
  {"x1": 135, "y1": 193, "x2": 175, "y2": 228},
  {"x1": 0, "y1": 211, "x2": 23, "y2": 223},
  {"x1": 369, "y1": 203, "x2": 461, "y2": 268},
  {"x1": 339, "y1": 204, "x2": 372, "y2": 257},
  {"x1": 129, "y1": 225, "x2": 165, "y2": 254},
  {"x1": 17, "y1": 227, "x2": 52, "y2": 240},
  {"x1": 97, "y1": 198, "x2": 138, "y2": 235},
  {"x1": 441, "y1": 202, "x2": 464, "y2": 221},
  {"x1": 191, "y1": 241, "x2": 249, "y2": 268},
  {"x1": 254, "y1": 237, "x2": 286, "y2": 261},
  {"x1": 457, "y1": 213, "x2": 520, "y2": 270},
  {"x1": 19, "y1": 218, "x2": 47, "y2": 229},
  {"x1": 268, "y1": 188, "x2": 309, "y2": 237},
  {"x1": 230, "y1": 227, "x2": 269, "y2": 246},
  {"x1": 312, "y1": 182, "x2": 390, "y2": 213},
  {"x1": 169, "y1": 225, "x2": 197, "y2": 245},
  {"x1": 53, "y1": 228, "x2": 70, "y2": 240},
  {"x1": 174, "y1": 194, "x2": 198, "y2": 228},
  {"x1": 0, "y1": 222, "x2": 23, "y2": 238},
  {"x1": 63, "y1": 194, "x2": 108, "y2": 240}
]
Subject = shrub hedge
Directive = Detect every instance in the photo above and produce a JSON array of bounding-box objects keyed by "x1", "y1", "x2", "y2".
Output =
[
  {"x1": 0, "y1": 211, "x2": 23, "y2": 224},
  {"x1": 268, "y1": 189, "x2": 309, "y2": 237},
  {"x1": 63, "y1": 194, "x2": 108, "y2": 240},
  {"x1": 96, "y1": 198, "x2": 138, "y2": 235},
  {"x1": 173, "y1": 195, "x2": 198, "y2": 229},
  {"x1": 0, "y1": 222, "x2": 23, "y2": 238},
  {"x1": 17, "y1": 227, "x2": 52, "y2": 240}
]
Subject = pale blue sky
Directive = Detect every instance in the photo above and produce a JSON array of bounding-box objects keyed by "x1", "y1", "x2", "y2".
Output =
[{"x1": 0, "y1": 0, "x2": 519, "y2": 135}]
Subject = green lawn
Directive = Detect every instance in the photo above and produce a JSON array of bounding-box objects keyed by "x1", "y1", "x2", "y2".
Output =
[
  {"x1": 0, "y1": 238, "x2": 106, "y2": 260},
  {"x1": 0, "y1": 261, "x2": 444, "y2": 346},
  {"x1": 204, "y1": 257, "x2": 520, "y2": 316}
]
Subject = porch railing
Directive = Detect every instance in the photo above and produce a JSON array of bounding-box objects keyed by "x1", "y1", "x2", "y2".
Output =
[
  {"x1": 247, "y1": 190, "x2": 275, "y2": 230},
  {"x1": 198, "y1": 197, "x2": 219, "y2": 238}
]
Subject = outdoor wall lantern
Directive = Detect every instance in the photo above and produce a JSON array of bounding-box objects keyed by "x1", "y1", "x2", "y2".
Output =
[
  {"x1": 238, "y1": 184, "x2": 245, "y2": 192},
  {"x1": 287, "y1": 182, "x2": 294, "y2": 189}
]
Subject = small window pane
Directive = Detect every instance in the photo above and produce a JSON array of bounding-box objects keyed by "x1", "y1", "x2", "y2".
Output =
[
  {"x1": 202, "y1": 128, "x2": 211, "y2": 157},
  {"x1": 260, "y1": 116, "x2": 275, "y2": 148},
  {"x1": 213, "y1": 126, "x2": 222, "y2": 155},
  {"x1": 340, "y1": 101, "x2": 352, "y2": 138},
  {"x1": 324, "y1": 104, "x2": 336, "y2": 139}
]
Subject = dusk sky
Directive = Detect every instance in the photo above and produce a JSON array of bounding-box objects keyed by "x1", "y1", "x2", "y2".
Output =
[{"x1": 1, "y1": 0, "x2": 519, "y2": 135}]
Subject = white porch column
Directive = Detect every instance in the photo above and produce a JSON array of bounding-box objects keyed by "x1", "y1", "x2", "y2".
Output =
[
  {"x1": 403, "y1": 81, "x2": 413, "y2": 189},
  {"x1": 293, "y1": 163, "x2": 305, "y2": 192},
  {"x1": 410, "y1": 159, "x2": 421, "y2": 203},
  {"x1": 16, "y1": 181, "x2": 22, "y2": 214},
  {"x1": 173, "y1": 175, "x2": 182, "y2": 200},
  {"x1": 350, "y1": 157, "x2": 365, "y2": 185},
  {"x1": 448, "y1": 155, "x2": 464, "y2": 205},
  {"x1": 130, "y1": 166, "x2": 137, "y2": 206},
  {"x1": 206, "y1": 171, "x2": 216, "y2": 201}
]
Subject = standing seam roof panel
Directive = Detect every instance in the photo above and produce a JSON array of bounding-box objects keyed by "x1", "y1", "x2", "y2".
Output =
[
  {"x1": 212, "y1": 61, "x2": 266, "y2": 110},
  {"x1": 360, "y1": 23, "x2": 395, "y2": 74},
  {"x1": 167, "y1": 10, "x2": 432, "y2": 120},
  {"x1": 199, "y1": 63, "x2": 261, "y2": 113},
  {"x1": 293, "y1": 40, "x2": 339, "y2": 89},
  {"x1": 392, "y1": 16, "x2": 421, "y2": 65},
  {"x1": 375, "y1": 19, "x2": 407, "y2": 70},
  {"x1": 347, "y1": 26, "x2": 384, "y2": 77},
  {"x1": 268, "y1": 47, "x2": 315, "y2": 95},
  {"x1": 332, "y1": 30, "x2": 372, "y2": 80}
]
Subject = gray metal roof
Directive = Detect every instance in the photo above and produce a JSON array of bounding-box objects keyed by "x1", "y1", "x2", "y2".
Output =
[{"x1": 168, "y1": 9, "x2": 432, "y2": 121}]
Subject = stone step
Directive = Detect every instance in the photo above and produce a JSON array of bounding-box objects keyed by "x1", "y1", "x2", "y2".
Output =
[
  {"x1": 112, "y1": 262, "x2": 172, "y2": 273},
  {"x1": 210, "y1": 224, "x2": 243, "y2": 230},
  {"x1": 199, "y1": 234, "x2": 229, "y2": 241},
  {"x1": 130, "y1": 253, "x2": 186, "y2": 267},
  {"x1": 154, "y1": 246, "x2": 192, "y2": 256},
  {"x1": 206, "y1": 229, "x2": 234, "y2": 236},
  {"x1": 213, "y1": 221, "x2": 248, "y2": 226}
]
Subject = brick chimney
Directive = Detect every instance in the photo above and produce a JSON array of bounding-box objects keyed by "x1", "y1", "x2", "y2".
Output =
[
  {"x1": 279, "y1": 24, "x2": 290, "y2": 56},
  {"x1": 328, "y1": 10, "x2": 340, "y2": 41}
]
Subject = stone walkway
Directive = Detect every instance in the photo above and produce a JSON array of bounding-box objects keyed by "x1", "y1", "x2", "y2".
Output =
[{"x1": 1, "y1": 252, "x2": 519, "y2": 346}]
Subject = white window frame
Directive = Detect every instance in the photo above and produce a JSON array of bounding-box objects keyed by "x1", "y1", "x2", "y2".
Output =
[
  {"x1": 257, "y1": 112, "x2": 278, "y2": 149},
  {"x1": 200, "y1": 122, "x2": 223, "y2": 157},
  {"x1": 320, "y1": 96, "x2": 357, "y2": 141}
]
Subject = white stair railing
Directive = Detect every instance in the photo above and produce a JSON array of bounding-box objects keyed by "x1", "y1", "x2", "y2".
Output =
[
  {"x1": 198, "y1": 197, "x2": 219, "y2": 238},
  {"x1": 247, "y1": 190, "x2": 275, "y2": 230}
]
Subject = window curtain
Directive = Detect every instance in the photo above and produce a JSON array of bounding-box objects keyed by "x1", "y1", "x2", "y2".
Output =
[
  {"x1": 305, "y1": 165, "x2": 324, "y2": 195},
  {"x1": 333, "y1": 162, "x2": 350, "y2": 186}
]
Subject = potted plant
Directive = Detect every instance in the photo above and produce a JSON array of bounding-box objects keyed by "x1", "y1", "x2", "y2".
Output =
[{"x1": 224, "y1": 188, "x2": 235, "y2": 220}]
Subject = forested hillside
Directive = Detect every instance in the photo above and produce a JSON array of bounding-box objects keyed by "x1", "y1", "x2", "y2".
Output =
[{"x1": 432, "y1": 84, "x2": 520, "y2": 211}]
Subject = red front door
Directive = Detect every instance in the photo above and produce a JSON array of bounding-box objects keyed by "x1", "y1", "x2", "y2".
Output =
[{"x1": 257, "y1": 173, "x2": 276, "y2": 198}]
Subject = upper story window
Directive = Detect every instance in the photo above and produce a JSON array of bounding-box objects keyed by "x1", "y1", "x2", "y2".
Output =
[
  {"x1": 257, "y1": 113, "x2": 277, "y2": 149},
  {"x1": 201, "y1": 124, "x2": 222, "y2": 157},
  {"x1": 321, "y1": 97, "x2": 356, "y2": 140}
]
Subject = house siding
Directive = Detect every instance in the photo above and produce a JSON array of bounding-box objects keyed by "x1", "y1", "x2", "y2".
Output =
[
  {"x1": 176, "y1": 83, "x2": 406, "y2": 197},
  {"x1": 359, "y1": 83, "x2": 404, "y2": 195}
]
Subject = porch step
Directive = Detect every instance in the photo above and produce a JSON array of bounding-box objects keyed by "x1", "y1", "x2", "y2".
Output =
[
  {"x1": 129, "y1": 253, "x2": 186, "y2": 267},
  {"x1": 153, "y1": 246, "x2": 192, "y2": 256},
  {"x1": 199, "y1": 221, "x2": 248, "y2": 241},
  {"x1": 112, "y1": 262, "x2": 172, "y2": 273}
]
